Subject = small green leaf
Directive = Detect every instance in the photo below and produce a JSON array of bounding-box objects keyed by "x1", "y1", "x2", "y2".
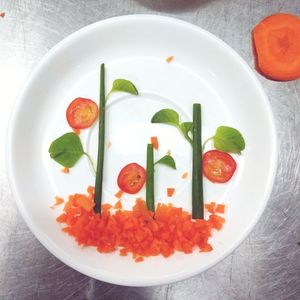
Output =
[
  {"x1": 111, "y1": 79, "x2": 138, "y2": 95},
  {"x1": 155, "y1": 155, "x2": 176, "y2": 169},
  {"x1": 151, "y1": 109, "x2": 180, "y2": 127},
  {"x1": 213, "y1": 126, "x2": 245, "y2": 153},
  {"x1": 49, "y1": 132, "x2": 84, "y2": 167},
  {"x1": 180, "y1": 122, "x2": 193, "y2": 142}
]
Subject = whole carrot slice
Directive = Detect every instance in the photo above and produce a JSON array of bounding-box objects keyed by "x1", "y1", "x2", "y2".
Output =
[{"x1": 252, "y1": 13, "x2": 300, "y2": 81}]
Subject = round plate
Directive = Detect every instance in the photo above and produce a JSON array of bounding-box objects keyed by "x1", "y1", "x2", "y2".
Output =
[{"x1": 6, "y1": 15, "x2": 277, "y2": 286}]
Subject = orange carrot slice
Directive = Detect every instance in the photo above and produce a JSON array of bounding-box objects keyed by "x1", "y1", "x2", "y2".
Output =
[
  {"x1": 167, "y1": 188, "x2": 175, "y2": 197},
  {"x1": 252, "y1": 13, "x2": 300, "y2": 81},
  {"x1": 151, "y1": 136, "x2": 159, "y2": 150}
]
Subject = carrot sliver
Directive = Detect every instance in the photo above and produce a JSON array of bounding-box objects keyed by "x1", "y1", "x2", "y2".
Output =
[
  {"x1": 115, "y1": 190, "x2": 123, "y2": 199},
  {"x1": 216, "y1": 204, "x2": 225, "y2": 214},
  {"x1": 167, "y1": 188, "x2": 175, "y2": 197},
  {"x1": 252, "y1": 13, "x2": 300, "y2": 81},
  {"x1": 114, "y1": 200, "x2": 123, "y2": 210},
  {"x1": 150, "y1": 136, "x2": 159, "y2": 150},
  {"x1": 166, "y1": 56, "x2": 174, "y2": 63},
  {"x1": 54, "y1": 196, "x2": 64, "y2": 206},
  {"x1": 61, "y1": 167, "x2": 70, "y2": 174},
  {"x1": 181, "y1": 172, "x2": 189, "y2": 179}
]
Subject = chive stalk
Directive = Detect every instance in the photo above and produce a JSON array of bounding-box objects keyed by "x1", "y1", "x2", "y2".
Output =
[
  {"x1": 146, "y1": 143, "x2": 155, "y2": 211},
  {"x1": 94, "y1": 64, "x2": 106, "y2": 213},
  {"x1": 192, "y1": 103, "x2": 204, "y2": 219}
]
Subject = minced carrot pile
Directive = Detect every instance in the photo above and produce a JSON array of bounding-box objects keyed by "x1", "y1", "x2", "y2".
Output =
[{"x1": 56, "y1": 186, "x2": 225, "y2": 261}]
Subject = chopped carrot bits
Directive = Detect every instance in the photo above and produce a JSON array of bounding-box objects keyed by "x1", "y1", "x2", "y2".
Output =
[
  {"x1": 135, "y1": 256, "x2": 144, "y2": 263},
  {"x1": 150, "y1": 136, "x2": 159, "y2": 150},
  {"x1": 205, "y1": 202, "x2": 216, "y2": 214},
  {"x1": 181, "y1": 172, "x2": 189, "y2": 179},
  {"x1": 61, "y1": 167, "x2": 70, "y2": 174},
  {"x1": 115, "y1": 190, "x2": 123, "y2": 199},
  {"x1": 167, "y1": 188, "x2": 175, "y2": 197},
  {"x1": 216, "y1": 204, "x2": 225, "y2": 214},
  {"x1": 56, "y1": 187, "x2": 225, "y2": 261},
  {"x1": 114, "y1": 200, "x2": 123, "y2": 210},
  {"x1": 166, "y1": 56, "x2": 174, "y2": 63},
  {"x1": 54, "y1": 196, "x2": 64, "y2": 206}
]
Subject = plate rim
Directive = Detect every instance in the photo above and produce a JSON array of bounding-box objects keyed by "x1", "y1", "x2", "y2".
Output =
[{"x1": 6, "y1": 14, "x2": 278, "y2": 286}]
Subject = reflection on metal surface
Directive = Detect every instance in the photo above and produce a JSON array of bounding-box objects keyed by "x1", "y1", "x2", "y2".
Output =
[{"x1": 0, "y1": 0, "x2": 300, "y2": 299}]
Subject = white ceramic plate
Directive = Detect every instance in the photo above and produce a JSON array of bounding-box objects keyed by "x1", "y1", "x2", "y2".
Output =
[{"x1": 7, "y1": 15, "x2": 277, "y2": 286}]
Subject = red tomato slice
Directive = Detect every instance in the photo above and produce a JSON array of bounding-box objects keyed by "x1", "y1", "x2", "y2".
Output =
[
  {"x1": 203, "y1": 150, "x2": 237, "y2": 183},
  {"x1": 117, "y1": 163, "x2": 146, "y2": 194},
  {"x1": 66, "y1": 97, "x2": 98, "y2": 129}
]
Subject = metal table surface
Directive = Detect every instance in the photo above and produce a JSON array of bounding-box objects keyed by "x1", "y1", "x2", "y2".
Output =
[{"x1": 0, "y1": 0, "x2": 299, "y2": 299}]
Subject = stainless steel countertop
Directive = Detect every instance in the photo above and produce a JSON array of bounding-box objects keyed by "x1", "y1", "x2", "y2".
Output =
[{"x1": 1, "y1": 0, "x2": 299, "y2": 299}]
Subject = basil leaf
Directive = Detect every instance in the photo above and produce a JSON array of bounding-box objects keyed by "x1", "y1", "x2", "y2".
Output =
[
  {"x1": 180, "y1": 122, "x2": 193, "y2": 141},
  {"x1": 49, "y1": 132, "x2": 84, "y2": 167},
  {"x1": 111, "y1": 79, "x2": 138, "y2": 95},
  {"x1": 213, "y1": 126, "x2": 245, "y2": 153},
  {"x1": 155, "y1": 155, "x2": 176, "y2": 169},
  {"x1": 151, "y1": 109, "x2": 180, "y2": 127}
]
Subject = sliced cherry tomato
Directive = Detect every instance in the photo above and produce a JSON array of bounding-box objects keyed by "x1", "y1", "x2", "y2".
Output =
[
  {"x1": 117, "y1": 163, "x2": 146, "y2": 194},
  {"x1": 66, "y1": 97, "x2": 98, "y2": 129},
  {"x1": 203, "y1": 150, "x2": 237, "y2": 183}
]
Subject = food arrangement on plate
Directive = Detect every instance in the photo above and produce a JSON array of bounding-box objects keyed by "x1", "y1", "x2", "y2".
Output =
[
  {"x1": 7, "y1": 14, "x2": 280, "y2": 285},
  {"x1": 49, "y1": 63, "x2": 245, "y2": 262}
]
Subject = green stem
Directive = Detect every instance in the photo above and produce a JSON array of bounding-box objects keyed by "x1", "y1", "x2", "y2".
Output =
[
  {"x1": 94, "y1": 64, "x2": 106, "y2": 213},
  {"x1": 192, "y1": 103, "x2": 204, "y2": 219},
  {"x1": 105, "y1": 90, "x2": 113, "y2": 101},
  {"x1": 146, "y1": 143, "x2": 155, "y2": 212},
  {"x1": 202, "y1": 136, "x2": 214, "y2": 152},
  {"x1": 84, "y1": 152, "x2": 96, "y2": 176}
]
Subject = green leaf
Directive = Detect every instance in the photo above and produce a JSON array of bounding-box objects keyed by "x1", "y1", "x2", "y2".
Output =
[
  {"x1": 49, "y1": 132, "x2": 84, "y2": 167},
  {"x1": 151, "y1": 109, "x2": 180, "y2": 127},
  {"x1": 111, "y1": 79, "x2": 138, "y2": 95},
  {"x1": 213, "y1": 126, "x2": 245, "y2": 153},
  {"x1": 180, "y1": 122, "x2": 193, "y2": 142},
  {"x1": 155, "y1": 155, "x2": 176, "y2": 169}
]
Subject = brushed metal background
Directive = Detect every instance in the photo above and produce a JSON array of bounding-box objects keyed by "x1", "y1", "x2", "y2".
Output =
[{"x1": 0, "y1": 0, "x2": 299, "y2": 299}]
